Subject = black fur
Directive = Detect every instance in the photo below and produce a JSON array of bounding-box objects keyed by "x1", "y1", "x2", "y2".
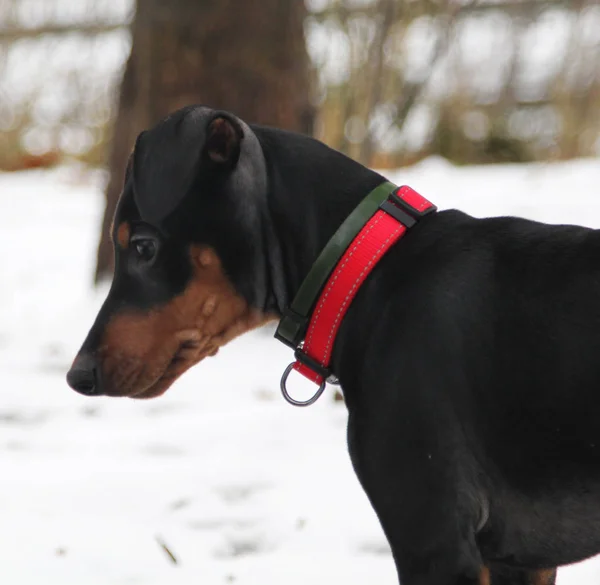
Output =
[{"x1": 68, "y1": 105, "x2": 600, "y2": 585}]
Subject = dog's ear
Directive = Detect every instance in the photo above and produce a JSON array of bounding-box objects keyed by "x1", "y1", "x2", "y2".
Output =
[
  {"x1": 132, "y1": 126, "x2": 204, "y2": 225},
  {"x1": 131, "y1": 111, "x2": 244, "y2": 225},
  {"x1": 204, "y1": 115, "x2": 244, "y2": 165}
]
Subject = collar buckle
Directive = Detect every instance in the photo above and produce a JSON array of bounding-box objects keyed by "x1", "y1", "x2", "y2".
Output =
[
  {"x1": 274, "y1": 307, "x2": 308, "y2": 349},
  {"x1": 294, "y1": 347, "x2": 332, "y2": 381},
  {"x1": 379, "y1": 186, "x2": 437, "y2": 226}
]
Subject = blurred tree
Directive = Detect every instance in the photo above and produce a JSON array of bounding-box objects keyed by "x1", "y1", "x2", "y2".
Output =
[{"x1": 95, "y1": 0, "x2": 313, "y2": 282}]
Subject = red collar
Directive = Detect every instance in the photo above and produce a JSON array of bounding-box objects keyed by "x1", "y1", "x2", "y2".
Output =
[{"x1": 277, "y1": 184, "x2": 436, "y2": 406}]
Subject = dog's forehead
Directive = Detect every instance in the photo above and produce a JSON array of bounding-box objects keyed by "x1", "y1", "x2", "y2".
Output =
[{"x1": 132, "y1": 107, "x2": 214, "y2": 225}]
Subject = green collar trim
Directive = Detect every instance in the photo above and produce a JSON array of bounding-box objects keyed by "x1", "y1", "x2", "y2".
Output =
[{"x1": 274, "y1": 180, "x2": 397, "y2": 349}]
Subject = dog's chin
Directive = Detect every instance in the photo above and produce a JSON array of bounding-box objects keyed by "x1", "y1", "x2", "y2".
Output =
[
  {"x1": 123, "y1": 362, "x2": 190, "y2": 399},
  {"x1": 130, "y1": 379, "x2": 177, "y2": 399},
  {"x1": 100, "y1": 339, "x2": 220, "y2": 399},
  {"x1": 128, "y1": 348, "x2": 218, "y2": 400}
]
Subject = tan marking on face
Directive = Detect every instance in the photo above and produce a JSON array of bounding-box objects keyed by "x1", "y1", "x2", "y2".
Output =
[
  {"x1": 116, "y1": 222, "x2": 130, "y2": 249},
  {"x1": 98, "y1": 245, "x2": 276, "y2": 398},
  {"x1": 202, "y1": 295, "x2": 217, "y2": 317},
  {"x1": 528, "y1": 569, "x2": 556, "y2": 585}
]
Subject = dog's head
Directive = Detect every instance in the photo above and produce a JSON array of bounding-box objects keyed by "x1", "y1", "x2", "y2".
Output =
[{"x1": 67, "y1": 106, "x2": 277, "y2": 398}]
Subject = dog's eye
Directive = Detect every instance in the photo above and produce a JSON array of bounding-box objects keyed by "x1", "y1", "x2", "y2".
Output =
[{"x1": 133, "y1": 239, "x2": 157, "y2": 262}]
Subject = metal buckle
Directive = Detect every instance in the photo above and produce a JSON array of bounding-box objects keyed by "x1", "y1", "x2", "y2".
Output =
[
  {"x1": 280, "y1": 363, "x2": 327, "y2": 407},
  {"x1": 279, "y1": 346, "x2": 338, "y2": 407}
]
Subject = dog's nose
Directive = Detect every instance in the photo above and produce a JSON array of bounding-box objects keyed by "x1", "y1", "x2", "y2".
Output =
[{"x1": 66, "y1": 353, "x2": 101, "y2": 396}]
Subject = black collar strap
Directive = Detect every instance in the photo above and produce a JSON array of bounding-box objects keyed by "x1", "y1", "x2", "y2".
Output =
[{"x1": 274, "y1": 181, "x2": 400, "y2": 349}]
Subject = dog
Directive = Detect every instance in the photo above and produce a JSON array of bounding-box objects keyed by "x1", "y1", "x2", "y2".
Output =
[{"x1": 67, "y1": 105, "x2": 600, "y2": 585}]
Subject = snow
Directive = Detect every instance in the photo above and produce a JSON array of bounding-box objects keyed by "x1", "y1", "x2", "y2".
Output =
[{"x1": 1, "y1": 158, "x2": 600, "y2": 584}]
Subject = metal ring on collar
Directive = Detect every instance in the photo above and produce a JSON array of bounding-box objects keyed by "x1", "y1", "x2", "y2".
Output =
[{"x1": 280, "y1": 363, "x2": 327, "y2": 407}]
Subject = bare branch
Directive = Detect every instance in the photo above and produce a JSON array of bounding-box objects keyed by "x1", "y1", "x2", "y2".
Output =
[{"x1": 0, "y1": 23, "x2": 127, "y2": 41}]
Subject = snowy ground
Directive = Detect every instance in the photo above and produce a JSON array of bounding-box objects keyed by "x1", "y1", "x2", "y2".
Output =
[{"x1": 1, "y1": 158, "x2": 600, "y2": 584}]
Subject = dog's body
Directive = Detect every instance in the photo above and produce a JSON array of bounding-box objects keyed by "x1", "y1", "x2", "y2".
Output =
[{"x1": 68, "y1": 106, "x2": 600, "y2": 585}]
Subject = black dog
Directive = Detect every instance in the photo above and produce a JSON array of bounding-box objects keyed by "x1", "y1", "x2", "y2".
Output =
[{"x1": 68, "y1": 105, "x2": 600, "y2": 585}]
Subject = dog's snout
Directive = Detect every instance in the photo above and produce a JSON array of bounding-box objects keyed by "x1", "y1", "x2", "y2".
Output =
[{"x1": 66, "y1": 353, "x2": 101, "y2": 396}]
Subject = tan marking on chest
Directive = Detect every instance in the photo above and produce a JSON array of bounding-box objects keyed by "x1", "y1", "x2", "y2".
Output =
[{"x1": 479, "y1": 566, "x2": 490, "y2": 585}]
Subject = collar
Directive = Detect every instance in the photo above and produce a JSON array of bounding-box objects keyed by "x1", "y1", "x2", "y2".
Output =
[{"x1": 274, "y1": 182, "x2": 437, "y2": 406}]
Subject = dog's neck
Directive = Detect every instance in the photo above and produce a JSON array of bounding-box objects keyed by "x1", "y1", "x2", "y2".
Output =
[{"x1": 252, "y1": 126, "x2": 387, "y2": 315}]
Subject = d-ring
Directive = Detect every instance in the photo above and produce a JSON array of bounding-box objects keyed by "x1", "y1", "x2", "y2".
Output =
[{"x1": 280, "y1": 363, "x2": 327, "y2": 407}]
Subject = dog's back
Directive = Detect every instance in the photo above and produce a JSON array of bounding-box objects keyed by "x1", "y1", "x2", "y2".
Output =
[{"x1": 339, "y1": 210, "x2": 600, "y2": 570}]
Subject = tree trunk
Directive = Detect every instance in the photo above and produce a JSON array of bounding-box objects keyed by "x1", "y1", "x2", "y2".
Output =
[{"x1": 95, "y1": 0, "x2": 313, "y2": 282}]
